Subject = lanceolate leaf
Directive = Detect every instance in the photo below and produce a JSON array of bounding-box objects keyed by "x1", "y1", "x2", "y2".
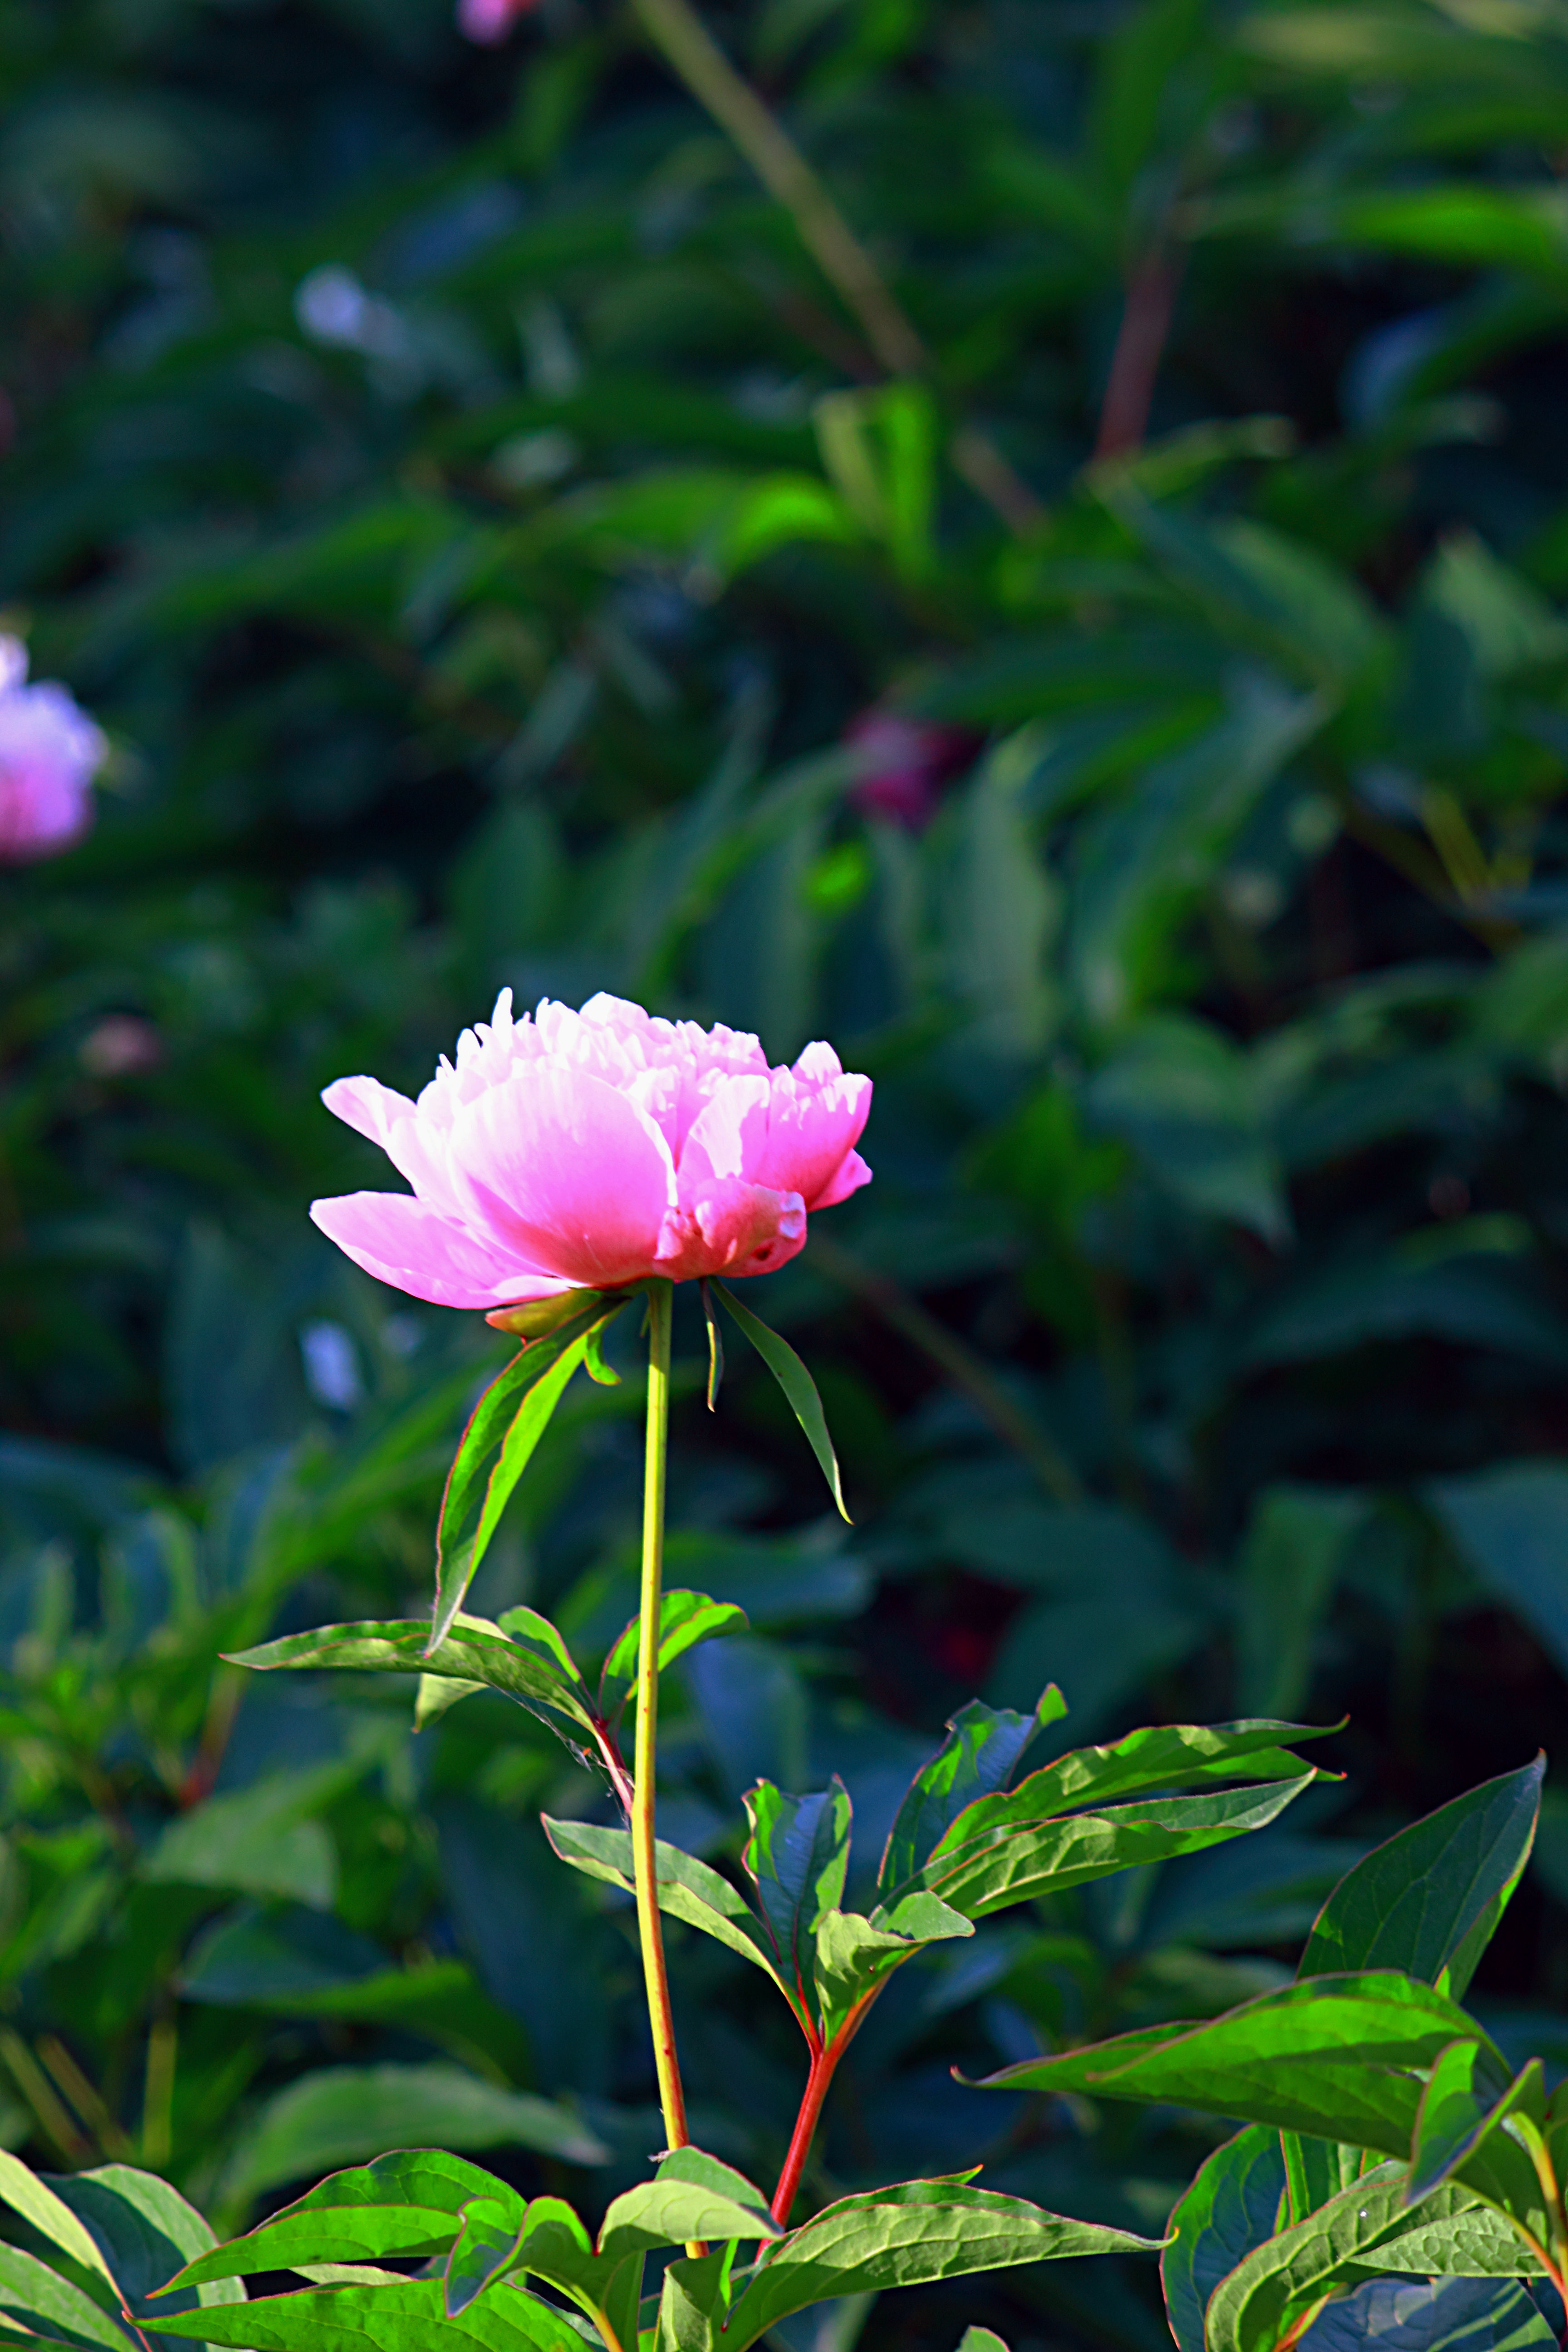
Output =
[
  {"x1": 1160, "y1": 2125, "x2": 1286, "y2": 2352},
  {"x1": 432, "y1": 1312, "x2": 606, "y2": 1645},
  {"x1": 974, "y1": 1972, "x2": 1498, "y2": 2154},
  {"x1": 160, "y1": 2154, "x2": 521, "y2": 2293},
  {"x1": 1204, "y1": 2166, "x2": 1541, "y2": 2352},
  {"x1": 913, "y1": 1718, "x2": 1338, "y2": 1884},
  {"x1": 812, "y1": 1903, "x2": 972, "y2": 2045},
  {"x1": 154, "y1": 2275, "x2": 587, "y2": 2352},
  {"x1": 919, "y1": 1773, "x2": 1318, "y2": 1917},
  {"x1": 1300, "y1": 1759, "x2": 1545, "y2": 1999},
  {"x1": 711, "y1": 1284, "x2": 850, "y2": 1523},
  {"x1": 226, "y1": 1619, "x2": 598, "y2": 1737},
  {"x1": 0, "y1": 2243, "x2": 129, "y2": 2352},
  {"x1": 878, "y1": 1694, "x2": 1063, "y2": 1895},
  {"x1": 1410, "y1": 2049, "x2": 1544, "y2": 2204},
  {"x1": 598, "y1": 2151, "x2": 778, "y2": 2260},
  {"x1": 0, "y1": 2151, "x2": 120, "y2": 2295},
  {"x1": 744, "y1": 1779, "x2": 852, "y2": 1989},
  {"x1": 434, "y1": 1313, "x2": 617, "y2": 1649},
  {"x1": 716, "y1": 2181, "x2": 1164, "y2": 2352},
  {"x1": 601, "y1": 1592, "x2": 748, "y2": 1708},
  {"x1": 540, "y1": 1818, "x2": 794, "y2": 2010},
  {"x1": 1300, "y1": 2279, "x2": 1554, "y2": 2352}
]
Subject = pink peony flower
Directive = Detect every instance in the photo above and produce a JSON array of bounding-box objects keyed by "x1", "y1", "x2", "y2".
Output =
[
  {"x1": 311, "y1": 990, "x2": 872, "y2": 1310},
  {"x1": 457, "y1": 0, "x2": 539, "y2": 43},
  {"x1": 845, "y1": 707, "x2": 977, "y2": 831},
  {"x1": 0, "y1": 637, "x2": 107, "y2": 864}
]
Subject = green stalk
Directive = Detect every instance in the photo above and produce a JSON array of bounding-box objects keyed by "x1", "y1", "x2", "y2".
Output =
[{"x1": 632, "y1": 1279, "x2": 691, "y2": 2158}]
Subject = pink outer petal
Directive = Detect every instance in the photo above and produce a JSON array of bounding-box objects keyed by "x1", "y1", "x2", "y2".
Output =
[
  {"x1": 751, "y1": 1068, "x2": 872, "y2": 1209},
  {"x1": 310, "y1": 1192, "x2": 570, "y2": 1310},
  {"x1": 655, "y1": 1180, "x2": 806, "y2": 1283},
  {"x1": 322, "y1": 1075, "x2": 417, "y2": 1149},
  {"x1": 448, "y1": 1062, "x2": 676, "y2": 1289},
  {"x1": 809, "y1": 1147, "x2": 872, "y2": 1209},
  {"x1": 676, "y1": 1074, "x2": 771, "y2": 1192}
]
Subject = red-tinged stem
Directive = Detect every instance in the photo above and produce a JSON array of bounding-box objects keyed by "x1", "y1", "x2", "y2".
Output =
[
  {"x1": 771, "y1": 1996, "x2": 876, "y2": 2227},
  {"x1": 1094, "y1": 248, "x2": 1181, "y2": 461},
  {"x1": 590, "y1": 1719, "x2": 636, "y2": 1823}
]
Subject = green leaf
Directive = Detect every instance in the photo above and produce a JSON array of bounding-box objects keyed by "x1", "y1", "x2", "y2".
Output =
[
  {"x1": 433, "y1": 1328, "x2": 588, "y2": 1639},
  {"x1": 1300, "y1": 1759, "x2": 1545, "y2": 1998},
  {"x1": 598, "y1": 2150, "x2": 778, "y2": 2261},
  {"x1": 743, "y1": 1778, "x2": 852, "y2": 1989},
  {"x1": 446, "y1": 2199, "x2": 527, "y2": 2319},
  {"x1": 1298, "y1": 2279, "x2": 1554, "y2": 2352},
  {"x1": 1410, "y1": 2048, "x2": 1544, "y2": 2205},
  {"x1": 160, "y1": 2154, "x2": 517, "y2": 2294},
  {"x1": 878, "y1": 1693, "x2": 1062, "y2": 1895},
  {"x1": 711, "y1": 1285, "x2": 849, "y2": 1523},
  {"x1": 0, "y1": 2243, "x2": 130, "y2": 2352},
  {"x1": 154, "y1": 2275, "x2": 587, "y2": 2352},
  {"x1": 811, "y1": 1902, "x2": 973, "y2": 2046},
  {"x1": 0, "y1": 2149, "x2": 120, "y2": 2296},
  {"x1": 540, "y1": 1817, "x2": 792, "y2": 2006},
  {"x1": 1160, "y1": 2126, "x2": 1286, "y2": 2352},
  {"x1": 1235, "y1": 1487, "x2": 1368, "y2": 1720},
  {"x1": 433, "y1": 1316, "x2": 612, "y2": 1648},
  {"x1": 1205, "y1": 2166, "x2": 1545, "y2": 2352},
  {"x1": 1085, "y1": 1014, "x2": 1289, "y2": 1244},
  {"x1": 913, "y1": 1716, "x2": 1337, "y2": 1878},
  {"x1": 141, "y1": 1768, "x2": 346, "y2": 1910},
  {"x1": 974, "y1": 1971, "x2": 1498, "y2": 2154},
  {"x1": 216, "y1": 2066, "x2": 608, "y2": 2214},
  {"x1": 600, "y1": 1592, "x2": 748, "y2": 1705},
  {"x1": 717, "y1": 2181, "x2": 1163, "y2": 2352},
  {"x1": 919, "y1": 1773, "x2": 1319, "y2": 1918},
  {"x1": 46, "y1": 2164, "x2": 249, "y2": 2343},
  {"x1": 227, "y1": 1618, "x2": 598, "y2": 1739},
  {"x1": 508, "y1": 2197, "x2": 642, "y2": 2352},
  {"x1": 1430, "y1": 1467, "x2": 1568, "y2": 1685}
]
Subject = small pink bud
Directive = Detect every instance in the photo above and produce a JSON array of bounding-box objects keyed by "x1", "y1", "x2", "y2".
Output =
[
  {"x1": 0, "y1": 637, "x2": 107, "y2": 865},
  {"x1": 844, "y1": 706, "x2": 978, "y2": 831},
  {"x1": 457, "y1": 0, "x2": 539, "y2": 43}
]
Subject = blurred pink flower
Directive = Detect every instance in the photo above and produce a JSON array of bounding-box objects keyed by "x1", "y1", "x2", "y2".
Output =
[
  {"x1": 0, "y1": 637, "x2": 107, "y2": 864},
  {"x1": 457, "y1": 0, "x2": 539, "y2": 42},
  {"x1": 312, "y1": 990, "x2": 872, "y2": 1309},
  {"x1": 845, "y1": 706, "x2": 977, "y2": 830}
]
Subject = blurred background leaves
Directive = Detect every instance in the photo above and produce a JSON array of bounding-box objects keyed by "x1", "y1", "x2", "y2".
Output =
[{"x1": 8, "y1": 0, "x2": 1568, "y2": 2344}]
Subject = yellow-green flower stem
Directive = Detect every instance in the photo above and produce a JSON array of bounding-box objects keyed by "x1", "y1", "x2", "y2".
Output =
[{"x1": 633, "y1": 1279, "x2": 691, "y2": 2163}]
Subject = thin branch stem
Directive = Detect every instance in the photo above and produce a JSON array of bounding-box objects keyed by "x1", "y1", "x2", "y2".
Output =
[
  {"x1": 632, "y1": 1280, "x2": 698, "y2": 2225},
  {"x1": 770, "y1": 1989, "x2": 876, "y2": 2227},
  {"x1": 625, "y1": 0, "x2": 1040, "y2": 535},
  {"x1": 1094, "y1": 248, "x2": 1181, "y2": 461}
]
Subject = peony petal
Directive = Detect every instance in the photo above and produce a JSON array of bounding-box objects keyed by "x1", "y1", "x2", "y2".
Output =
[
  {"x1": 655, "y1": 1179, "x2": 806, "y2": 1283},
  {"x1": 676, "y1": 1074, "x2": 771, "y2": 1192},
  {"x1": 753, "y1": 1069, "x2": 872, "y2": 1209},
  {"x1": 448, "y1": 1062, "x2": 676, "y2": 1288},
  {"x1": 809, "y1": 1147, "x2": 873, "y2": 1209},
  {"x1": 321, "y1": 1075, "x2": 416, "y2": 1149},
  {"x1": 310, "y1": 1191, "x2": 568, "y2": 1309}
]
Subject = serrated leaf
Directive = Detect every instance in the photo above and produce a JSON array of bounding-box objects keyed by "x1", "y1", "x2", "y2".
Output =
[
  {"x1": 154, "y1": 2274, "x2": 587, "y2": 2352},
  {"x1": 227, "y1": 1619, "x2": 598, "y2": 1738},
  {"x1": 716, "y1": 2181, "x2": 1163, "y2": 2352},
  {"x1": 878, "y1": 1694, "x2": 1062, "y2": 1895},
  {"x1": 920, "y1": 1772, "x2": 1318, "y2": 1918},
  {"x1": 744, "y1": 1778, "x2": 851, "y2": 1990},
  {"x1": 1160, "y1": 2125, "x2": 1286, "y2": 2352},
  {"x1": 160, "y1": 2154, "x2": 515, "y2": 2293},
  {"x1": 1301, "y1": 1760, "x2": 1544, "y2": 1999},
  {"x1": 598, "y1": 2151, "x2": 777, "y2": 2260},
  {"x1": 974, "y1": 1971, "x2": 1497, "y2": 2154},
  {"x1": 711, "y1": 1285, "x2": 849, "y2": 1523},
  {"x1": 601, "y1": 1593, "x2": 748, "y2": 1705}
]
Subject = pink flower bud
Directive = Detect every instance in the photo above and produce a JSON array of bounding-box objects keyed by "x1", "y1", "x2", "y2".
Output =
[
  {"x1": 456, "y1": 0, "x2": 539, "y2": 43},
  {"x1": 844, "y1": 706, "x2": 978, "y2": 831},
  {"x1": 0, "y1": 637, "x2": 107, "y2": 865},
  {"x1": 311, "y1": 992, "x2": 872, "y2": 1311}
]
